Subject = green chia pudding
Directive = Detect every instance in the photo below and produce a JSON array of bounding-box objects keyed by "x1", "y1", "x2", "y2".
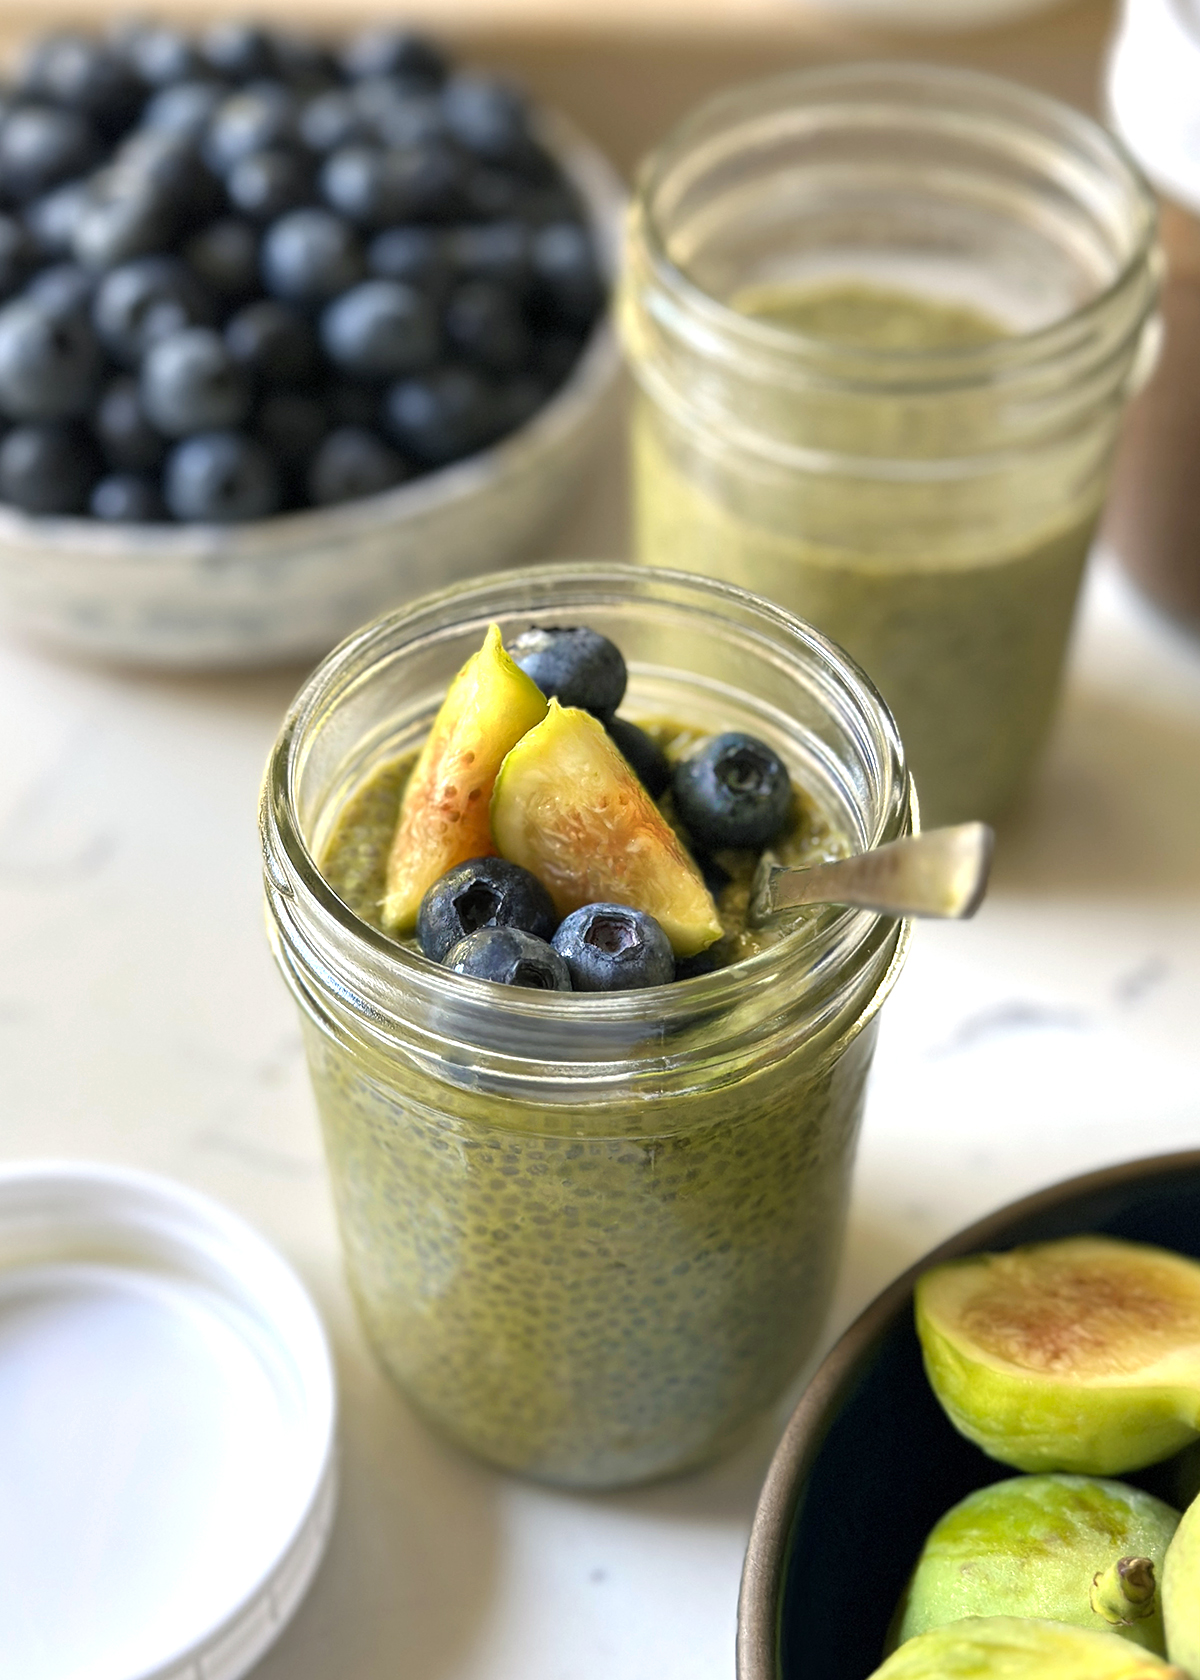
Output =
[{"x1": 262, "y1": 568, "x2": 913, "y2": 1488}]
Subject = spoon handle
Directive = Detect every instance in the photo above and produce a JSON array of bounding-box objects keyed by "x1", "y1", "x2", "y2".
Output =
[{"x1": 748, "y1": 822, "x2": 994, "y2": 926}]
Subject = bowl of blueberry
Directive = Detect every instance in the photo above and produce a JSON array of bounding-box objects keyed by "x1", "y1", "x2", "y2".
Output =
[{"x1": 0, "y1": 21, "x2": 621, "y2": 667}]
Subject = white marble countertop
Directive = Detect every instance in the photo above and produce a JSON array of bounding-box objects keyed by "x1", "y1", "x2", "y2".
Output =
[{"x1": 2, "y1": 460, "x2": 1199, "y2": 1676}]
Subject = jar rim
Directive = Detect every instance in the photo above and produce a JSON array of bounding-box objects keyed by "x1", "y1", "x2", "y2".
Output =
[
  {"x1": 261, "y1": 563, "x2": 914, "y2": 1051},
  {"x1": 631, "y1": 60, "x2": 1159, "y2": 389}
]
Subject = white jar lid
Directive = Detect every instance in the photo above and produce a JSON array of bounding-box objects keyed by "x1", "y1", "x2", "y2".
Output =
[
  {"x1": 0, "y1": 1161, "x2": 337, "y2": 1680},
  {"x1": 1108, "y1": 0, "x2": 1200, "y2": 215}
]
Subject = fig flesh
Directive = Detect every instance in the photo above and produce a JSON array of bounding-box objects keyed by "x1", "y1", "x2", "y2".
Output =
[
  {"x1": 1163, "y1": 1490, "x2": 1200, "y2": 1676},
  {"x1": 916, "y1": 1237, "x2": 1200, "y2": 1475},
  {"x1": 382, "y1": 623, "x2": 547, "y2": 933},
  {"x1": 893, "y1": 1474, "x2": 1179, "y2": 1653},
  {"x1": 867, "y1": 1617, "x2": 1188, "y2": 1680},
  {"x1": 490, "y1": 701, "x2": 722, "y2": 958}
]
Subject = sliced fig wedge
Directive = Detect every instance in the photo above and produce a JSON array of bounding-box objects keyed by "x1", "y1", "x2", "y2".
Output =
[
  {"x1": 916, "y1": 1236, "x2": 1200, "y2": 1476},
  {"x1": 490, "y1": 701, "x2": 722, "y2": 959},
  {"x1": 382, "y1": 623, "x2": 548, "y2": 934}
]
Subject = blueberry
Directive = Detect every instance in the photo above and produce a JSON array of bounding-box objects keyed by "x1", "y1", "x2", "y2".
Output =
[
  {"x1": 17, "y1": 34, "x2": 142, "y2": 136},
  {"x1": 444, "y1": 926, "x2": 570, "y2": 991},
  {"x1": 697, "y1": 852, "x2": 732, "y2": 900},
  {"x1": 671, "y1": 733, "x2": 793, "y2": 851},
  {"x1": 141, "y1": 328, "x2": 251, "y2": 436},
  {"x1": 122, "y1": 26, "x2": 202, "y2": 89},
  {"x1": 367, "y1": 225, "x2": 448, "y2": 291},
  {"x1": 370, "y1": 94, "x2": 449, "y2": 154},
  {"x1": 441, "y1": 75, "x2": 535, "y2": 169},
  {"x1": 89, "y1": 471, "x2": 165, "y2": 521},
  {"x1": 253, "y1": 390, "x2": 327, "y2": 470},
  {"x1": 382, "y1": 366, "x2": 499, "y2": 465},
  {"x1": 321, "y1": 280, "x2": 438, "y2": 379},
  {"x1": 266, "y1": 34, "x2": 338, "y2": 95},
  {"x1": 533, "y1": 330, "x2": 588, "y2": 391},
  {"x1": 24, "y1": 180, "x2": 95, "y2": 259},
  {"x1": 606, "y1": 717, "x2": 670, "y2": 799},
  {"x1": 444, "y1": 279, "x2": 530, "y2": 375},
  {"x1": 417, "y1": 857, "x2": 558, "y2": 963},
  {"x1": 299, "y1": 90, "x2": 369, "y2": 155},
  {"x1": 0, "y1": 297, "x2": 102, "y2": 421},
  {"x1": 461, "y1": 166, "x2": 523, "y2": 221},
  {"x1": 447, "y1": 221, "x2": 530, "y2": 289},
  {"x1": 493, "y1": 374, "x2": 547, "y2": 436},
  {"x1": 204, "y1": 85, "x2": 298, "y2": 174},
  {"x1": 141, "y1": 80, "x2": 229, "y2": 141},
  {"x1": 321, "y1": 142, "x2": 463, "y2": 228},
  {"x1": 551, "y1": 904, "x2": 673, "y2": 992},
  {"x1": 261, "y1": 208, "x2": 363, "y2": 304},
  {"x1": 183, "y1": 219, "x2": 260, "y2": 304},
  {"x1": 225, "y1": 300, "x2": 318, "y2": 384},
  {"x1": 307, "y1": 425, "x2": 410, "y2": 505},
  {"x1": 227, "y1": 148, "x2": 312, "y2": 221},
  {"x1": 0, "y1": 216, "x2": 35, "y2": 300},
  {"x1": 326, "y1": 379, "x2": 380, "y2": 428},
  {"x1": 26, "y1": 263, "x2": 94, "y2": 321},
  {"x1": 201, "y1": 22, "x2": 275, "y2": 83},
  {"x1": 163, "y1": 430, "x2": 280, "y2": 522},
  {"x1": 0, "y1": 105, "x2": 100, "y2": 203},
  {"x1": 508, "y1": 626, "x2": 626, "y2": 717},
  {"x1": 0, "y1": 421, "x2": 99, "y2": 513},
  {"x1": 340, "y1": 29, "x2": 449, "y2": 89},
  {"x1": 93, "y1": 375, "x2": 167, "y2": 471},
  {"x1": 531, "y1": 222, "x2": 604, "y2": 326}
]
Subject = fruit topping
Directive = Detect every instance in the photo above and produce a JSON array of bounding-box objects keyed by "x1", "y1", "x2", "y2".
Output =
[
  {"x1": 672, "y1": 731, "x2": 793, "y2": 851},
  {"x1": 915, "y1": 1236, "x2": 1200, "y2": 1475},
  {"x1": 417, "y1": 856, "x2": 557, "y2": 962},
  {"x1": 551, "y1": 903, "x2": 674, "y2": 991},
  {"x1": 866, "y1": 1616, "x2": 1186, "y2": 1680},
  {"x1": 382, "y1": 622, "x2": 548, "y2": 933},
  {"x1": 1163, "y1": 1490, "x2": 1200, "y2": 1676},
  {"x1": 892, "y1": 1474, "x2": 1180, "y2": 1654},
  {"x1": 605, "y1": 715, "x2": 670, "y2": 798},
  {"x1": 444, "y1": 926, "x2": 570, "y2": 990},
  {"x1": 490, "y1": 701, "x2": 721, "y2": 958},
  {"x1": 509, "y1": 625, "x2": 626, "y2": 717}
]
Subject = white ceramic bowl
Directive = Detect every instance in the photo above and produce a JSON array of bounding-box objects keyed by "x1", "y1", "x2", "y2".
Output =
[{"x1": 0, "y1": 114, "x2": 625, "y2": 670}]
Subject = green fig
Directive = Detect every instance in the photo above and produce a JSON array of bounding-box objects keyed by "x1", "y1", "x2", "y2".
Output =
[
  {"x1": 1163, "y1": 1490, "x2": 1200, "y2": 1676},
  {"x1": 491, "y1": 700, "x2": 722, "y2": 957},
  {"x1": 867, "y1": 1617, "x2": 1188, "y2": 1679},
  {"x1": 893, "y1": 1474, "x2": 1179, "y2": 1653},
  {"x1": 916, "y1": 1237, "x2": 1200, "y2": 1475},
  {"x1": 382, "y1": 624, "x2": 548, "y2": 933}
]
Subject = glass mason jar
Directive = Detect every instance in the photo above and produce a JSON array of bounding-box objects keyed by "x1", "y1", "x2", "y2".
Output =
[
  {"x1": 260, "y1": 564, "x2": 914, "y2": 1489},
  {"x1": 620, "y1": 64, "x2": 1160, "y2": 826}
]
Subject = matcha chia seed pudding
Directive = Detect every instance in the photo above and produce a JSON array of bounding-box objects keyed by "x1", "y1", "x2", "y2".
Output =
[
  {"x1": 621, "y1": 66, "x2": 1160, "y2": 825},
  {"x1": 261, "y1": 564, "x2": 914, "y2": 1486}
]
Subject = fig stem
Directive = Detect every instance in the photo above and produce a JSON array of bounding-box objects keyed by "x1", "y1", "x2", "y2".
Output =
[{"x1": 1090, "y1": 1555, "x2": 1158, "y2": 1624}]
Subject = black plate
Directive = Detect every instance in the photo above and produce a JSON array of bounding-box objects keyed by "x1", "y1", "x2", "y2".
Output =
[{"x1": 737, "y1": 1150, "x2": 1200, "y2": 1680}]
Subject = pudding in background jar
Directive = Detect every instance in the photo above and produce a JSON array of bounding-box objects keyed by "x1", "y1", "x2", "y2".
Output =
[{"x1": 621, "y1": 65, "x2": 1160, "y2": 826}]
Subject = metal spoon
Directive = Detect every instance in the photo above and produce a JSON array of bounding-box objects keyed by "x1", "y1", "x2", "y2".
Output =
[{"x1": 747, "y1": 822, "x2": 994, "y2": 927}]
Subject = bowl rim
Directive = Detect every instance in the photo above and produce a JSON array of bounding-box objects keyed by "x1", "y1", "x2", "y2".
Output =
[
  {"x1": 0, "y1": 105, "x2": 626, "y2": 561},
  {"x1": 736, "y1": 1145, "x2": 1200, "y2": 1680}
]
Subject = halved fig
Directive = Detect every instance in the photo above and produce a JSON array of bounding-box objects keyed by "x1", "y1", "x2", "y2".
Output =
[
  {"x1": 1163, "y1": 1489, "x2": 1200, "y2": 1677},
  {"x1": 892, "y1": 1474, "x2": 1179, "y2": 1654},
  {"x1": 867, "y1": 1617, "x2": 1187, "y2": 1680},
  {"x1": 916, "y1": 1236, "x2": 1200, "y2": 1475},
  {"x1": 490, "y1": 702, "x2": 722, "y2": 959},
  {"x1": 382, "y1": 624, "x2": 548, "y2": 934}
]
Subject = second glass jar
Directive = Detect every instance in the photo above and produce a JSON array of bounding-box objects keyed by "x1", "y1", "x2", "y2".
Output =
[{"x1": 621, "y1": 64, "x2": 1160, "y2": 824}]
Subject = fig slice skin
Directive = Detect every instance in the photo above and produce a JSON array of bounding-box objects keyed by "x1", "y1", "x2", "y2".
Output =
[
  {"x1": 915, "y1": 1237, "x2": 1200, "y2": 1476},
  {"x1": 892, "y1": 1474, "x2": 1179, "y2": 1654},
  {"x1": 490, "y1": 701, "x2": 723, "y2": 959},
  {"x1": 867, "y1": 1616, "x2": 1189, "y2": 1680},
  {"x1": 1163, "y1": 1490, "x2": 1200, "y2": 1677},
  {"x1": 382, "y1": 623, "x2": 548, "y2": 934}
]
